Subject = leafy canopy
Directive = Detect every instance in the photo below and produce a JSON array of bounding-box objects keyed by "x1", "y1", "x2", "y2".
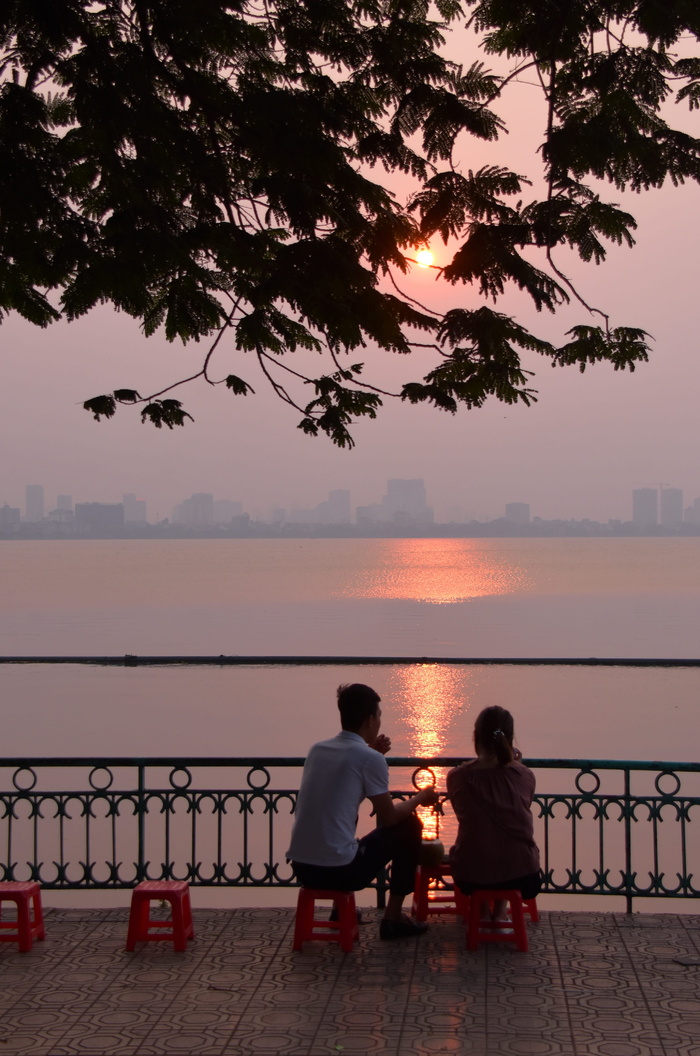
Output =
[{"x1": 1, "y1": 0, "x2": 699, "y2": 444}]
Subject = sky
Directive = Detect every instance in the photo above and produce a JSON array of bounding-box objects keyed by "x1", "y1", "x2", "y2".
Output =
[{"x1": 1, "y1": 24, "x2": 699, "y2": 524}]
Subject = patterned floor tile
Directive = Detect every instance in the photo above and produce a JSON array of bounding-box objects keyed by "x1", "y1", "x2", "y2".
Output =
[{"x1": 4, "y1": 908, "x2": 700, "y2": 1055}]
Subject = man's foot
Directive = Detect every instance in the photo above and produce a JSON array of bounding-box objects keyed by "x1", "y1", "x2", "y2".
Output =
[{"x1": 379, "y1": 915, "x2": 428, "y2": 940}]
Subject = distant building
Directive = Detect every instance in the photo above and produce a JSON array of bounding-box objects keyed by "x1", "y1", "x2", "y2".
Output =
[
  {"x1": 383, "y1": 479, "x2": 433, "y2": 524},
  {"x1": 326, "y1": 489, "x2": 352, "y2": 524},
  {"x1": 685, "y1": 498, "x2": 700, "y2": 525},
  {"x1": 0, "y1": 505, "x2": 21, "y2": 531},
  {"x1": 355, "y1": 503, "x2": 384, "y2": 525},
  {"x1": 660, "y1": 487, "x2": 683, "y2": 528},
  {"x1": 358, "y1": 479, "x2": 433, "y2": 526},
  {"x1": 213, "y1": 499, "x2": 244, "y2": 524},
  {"x1": 46, "y1": 506, "x2": 74, "y2": 524},
  {"x1": 123, "y1": 493, "x2": 148, "y2": 523},
  {"x1": 505, "y1": 502, "x2": 530, "y2": 524},
  {"x1": 74, "y1": 503, "x2": 125, "y2": 533},
  {"x1": 173, "y1": 493, "x2": 214, "y2": 527},
  {"x1": 25, "y1": 484, "x2": 44, "y2": 522},
  {"x1": 632, "y1": 488, "x2": 658, "y2": 526},
  {"x1": 287, "y1": 489, "x2": 351, "y2": 526},
  {"x1": 57, "y1": 494, "x2": 73, "y2": 512}
]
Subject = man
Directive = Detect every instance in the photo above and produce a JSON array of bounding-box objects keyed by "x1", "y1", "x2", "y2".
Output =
[{"x1": 287, "y1": 682, "x2": 439, "y2": 939}]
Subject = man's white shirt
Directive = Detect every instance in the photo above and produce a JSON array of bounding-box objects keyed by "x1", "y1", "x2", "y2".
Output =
[{"x1": 287, "y1": 731, "x2": 389, "y2": 867}]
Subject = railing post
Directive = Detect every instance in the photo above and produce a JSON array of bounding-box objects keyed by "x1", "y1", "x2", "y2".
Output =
[
  {"x1": 624, "y1": 767, "x2": 633, "y2": 914},
  {"x1": 137, "y1": 764, "x2": 146, "y2": 883}
]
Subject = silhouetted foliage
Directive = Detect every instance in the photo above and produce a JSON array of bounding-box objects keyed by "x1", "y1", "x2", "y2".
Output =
[{"x1": 1, "y1": 1, "x2": 698, "y2": 443}]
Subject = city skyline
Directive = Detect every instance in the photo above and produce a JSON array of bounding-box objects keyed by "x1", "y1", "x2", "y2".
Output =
[
  {"x1": 2, "y1": 184, "x2": 698, "y2": 526},
  {"x1": 4, "y1": 479, "x2": 700, "y2": 529},
  {"x1": 1, "y1": 13, "x2": 699, "y2": 540}
]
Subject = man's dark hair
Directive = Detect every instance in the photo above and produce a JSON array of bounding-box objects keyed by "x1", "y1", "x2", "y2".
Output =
[{"x1": 337, "y1": 683, "x2": 380, "y2": 732}]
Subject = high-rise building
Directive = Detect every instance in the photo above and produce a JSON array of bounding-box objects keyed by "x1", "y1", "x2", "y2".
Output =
[
  {"x1": 74, "y1": 503, "x2": 125, "y2": 533},
  {"x1": 505, "y1": 502, "x2": 530, "y2": 524},
  {"x1": 356, "y1": 479, "x2": 433, "y2": 525},
  {"x1": 383, "y1": 479, "x2": 433, "y2": 525},
  {"x1": 123, "y1": 493, "x2": 148, "y2": 523},
  {"x1": 25, "y1": 484, "x2": 44, "y2": 522},
  {"x1": 173, "y1": 493, "x2": 214, "y2": 527},
  {"x1": 0, "y1": 505, "x2": 21, "y2": 530},
  {"x1": 660, "y1": 487, "x2": 683, "y2": 527},
  {"x1": 57, "y1": 494, "x2": 72, "y2": 511},
  {"x1": 632, "y1": 488, "x2": 658, "y2": 526},
  {"x1": 287, "y1": 490, "x2": 351, "y2": 525},
  {"x1": 684, "y1": 498, "x2": 700, "y2": 525}
]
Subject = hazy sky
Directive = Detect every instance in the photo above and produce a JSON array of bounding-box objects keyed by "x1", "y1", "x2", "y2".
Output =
[{"x1": 1, "y1": 26, "x2": 699, "y2": 524}]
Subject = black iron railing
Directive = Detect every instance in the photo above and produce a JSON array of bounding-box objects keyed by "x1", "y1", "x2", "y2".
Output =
[{"x1": 1, "y1": 756, "x2": 700, "y2": 912}]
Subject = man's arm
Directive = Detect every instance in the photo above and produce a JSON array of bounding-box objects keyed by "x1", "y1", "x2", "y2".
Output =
[{"x1": 369, "y1": 787, "x2": 439, "y2": 827}]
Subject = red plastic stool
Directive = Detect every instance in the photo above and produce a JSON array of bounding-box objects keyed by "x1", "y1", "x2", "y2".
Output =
[
  {"x1": 292, "y1": 889, "x2": 359, "y2": 953},
  {"x1": 0, "y1": 882, "x2": 46, "y2": 952},
  {"x1": 465, "y1": 889, "x2": 534, "y2": 952},
  {"x1": 412, "y1": 863, "x2": 460, "y2": 921},
  {"x1": 126, "y1": 881, "x2": 194, "y2": 952}
]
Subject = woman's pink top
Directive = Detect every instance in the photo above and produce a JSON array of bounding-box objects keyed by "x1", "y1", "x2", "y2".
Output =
[{"x1": 447, "y1": 760, "x2": 540, "y2": 885}]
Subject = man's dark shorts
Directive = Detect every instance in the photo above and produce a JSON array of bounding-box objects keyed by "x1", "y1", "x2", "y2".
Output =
[{"x1": 292, "y1": 814, "x2": 422, "y2": 897}]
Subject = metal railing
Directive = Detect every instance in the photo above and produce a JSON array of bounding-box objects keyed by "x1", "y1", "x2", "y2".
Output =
[{"x1": 2, "y1": 756, "x2": 700, "y2": 912}]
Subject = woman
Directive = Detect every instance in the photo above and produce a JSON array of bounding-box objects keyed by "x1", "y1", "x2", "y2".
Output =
[{"x1": 447, "y1": 705, "x2": 541, "y2": 919}]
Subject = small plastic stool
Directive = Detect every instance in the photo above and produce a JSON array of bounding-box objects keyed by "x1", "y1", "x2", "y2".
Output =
[
  {"x1": 412, "y1": 863, "x2": 460, "y2": 921},
  {"x1": 0, "y1": 882, "x2": 46, "y2": 952},
  {"x1": 292, "y1": 888, "x2": 359, "y2": 953},
  {"x1": 126, "y1": 880, "x2": 194, "y2": 952},
  {"x1": 466, "y1": 889, "x2": 533, "y2": 952}
]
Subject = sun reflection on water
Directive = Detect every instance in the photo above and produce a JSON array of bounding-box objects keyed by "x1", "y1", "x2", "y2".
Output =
[
  {"x1": 339, "y1": 539, "x2": 528, "y2": 604},
  {"x1": 388, "y1": 664, "x2": 473, "y2": 841}
]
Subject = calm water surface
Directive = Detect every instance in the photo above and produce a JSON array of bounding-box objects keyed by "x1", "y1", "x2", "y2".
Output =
[
  {"x1": 4, "y1": 536, "x2": 700, "y2": 657},
  {"x1": 2, "y1": 536, "x2": 699, "y2": 759},
  {"x1": 3, "y1": 537, "x2": 699, "y2": 908}
]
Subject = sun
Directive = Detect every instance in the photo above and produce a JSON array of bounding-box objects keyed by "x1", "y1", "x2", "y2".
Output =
[{"x1": 415, "y1": 249, "x2": 434, "y2": 268}]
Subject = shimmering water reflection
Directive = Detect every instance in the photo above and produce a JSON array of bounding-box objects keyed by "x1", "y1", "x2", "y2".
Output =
[
  {"x1": 338, "y1": 538, "x2": 529, "y2": 604},
  {"x1": 388, "y1": 663, "x2": 473, "y2": 839}
]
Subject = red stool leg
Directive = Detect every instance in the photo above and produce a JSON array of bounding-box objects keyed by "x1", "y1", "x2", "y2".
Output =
[
  {"x1": 182, "y1": 887, "x2": 194, "y2": 939},
  {"x1": 293, "y1": 889, "x2": 357, "y2": 952},
  {"x1": 412, "y1": 866, "x2": 431, "y2": 922},
  {"x1": 293, "y1": 888, "x2": 314, "y2": 950},
  {"x1": 465, "y1": 889, "x2": 529, "y2": 952},
  {"x1": 16, "y1": 892, "x2": 33, "y2": 953},
  {"x1": 170, "y1": 893, "x2": 188, "y2": 953},
  {"x1": 126, "y1": 889, "x2": 147, "y2": 951},
  {"x1": 334, "y1": 892, "x2": 358, "y2": 953},
  {"x1": 509, "y1": 892, "x2": 528, "y2": 952},
  {"x1": 31, "y1": 886, "x2": 46, "y2": 942},
  {"x1": 467, "y1": 891, "x2": 482, "y2": 951},
  {"x1": 524, "y1": 898, "x2": 540, "y2": 923},
  {"x1": 454, "y1": 887, "x2": 470, "y2": 918}
]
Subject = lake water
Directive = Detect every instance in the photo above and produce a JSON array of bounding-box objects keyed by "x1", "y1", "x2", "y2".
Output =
[
  {"x1": 2, "y1": 536, "x2": 699, "y2": 909},
  {"x1": 2, "y1": 536, "x2": 700, "y2": 760}
]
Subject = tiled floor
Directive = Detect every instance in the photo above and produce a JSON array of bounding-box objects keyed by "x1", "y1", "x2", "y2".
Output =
[{"x1": 1, "y1": 907, "x2": 700, "y2": 1054}]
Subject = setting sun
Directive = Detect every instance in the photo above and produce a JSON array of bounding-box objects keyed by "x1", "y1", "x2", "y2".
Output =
[{"x1": 415, "y1": 249, "x2": 434, "y2": 268}]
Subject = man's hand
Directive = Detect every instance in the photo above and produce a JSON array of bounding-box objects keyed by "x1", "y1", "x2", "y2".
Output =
[
  {"x1": 418, "y1": 787, "x2": 440, "y2": 808},
  {"x1": 373, "y1": 733, "x2": 391, "y2": 755}
]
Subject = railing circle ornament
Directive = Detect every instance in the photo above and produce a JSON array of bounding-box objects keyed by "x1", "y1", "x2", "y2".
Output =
[
  {"x1": 12, "y1": 766, "x2": 37, "y2": 792},
  {"x1": 88, "y1": 766, "x2": 114, "y2": 791},
  {"x1": 412, "y1": 767, "x2": 437, "y2": 790},
  {"x1": 575, "y1": 769, "x2": 601, "y2": 795},
  {"x1": 247, "y1": 766, "x2": 271, "y2": 790},
  {"x1": 169, "y1": 767, "x2": 193, "y2": 790},
  {"x1": 655, "y1": 770, "x2": 681, "y2": 797}
]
